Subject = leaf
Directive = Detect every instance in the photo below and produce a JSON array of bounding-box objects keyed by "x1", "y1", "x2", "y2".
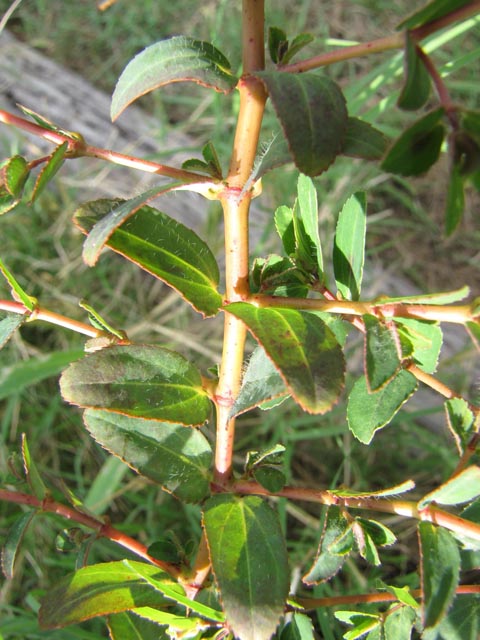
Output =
[
  {"x1": 83, "y1": 409, "x2": 212, "y2": 502},
  {"x1": 268, "y1": 26, "x2": 289, "y2": 64},
  {"x1": 397, "y1": 33, "x2": 431, "y2": 111},
  {"x1": 280, "y1": 612, "x2": 315, "y2": 640},
  {"x1": 444, "y1": 397, "x2": 475, "y2": 454},
  {"x1": 294, "y1": 174, "x2": 323, "y2": 279},
  {"x1": 256, "y1": 72, "x2": 348, "y2": 176},
  {"x1": 347, "y1": 371, "x2": 418, "y2": 444},
  {"x1": 1, "y1": 511, "x2": 35, "y2": 579},
  {"x1": 203, "y1": 494, "x2": 289, "y2": 640},
  {"x1": 377, "y1": 286, "x2": 470, "y2": 305},
  {"x1": 364, "y1": 315, "x2": 401, "y2": 391},
  {"x1": 60, "y1": 345, "x2": 211, "y2": 425},
  {"x1": 384, "y1": 606, "x2": 417, "y2": 640},
  {"x1": 39, "y1": 560, "x2": 173, "y2": 629},
  {"x1": 303, "y1": 506, "x2": 352, "y2": 584},
  {"x1": 341, "y1": 117, "x2": 388, "y2": 160},
  {"x1": 0, "y1": 312, "x2": 26, "y2": 349},
  {"x1": 21, "y1": 433, "x2": 47, "y2": 500},
  {"x1": 383, "y1": 584, "x2": 420, "y2": 609},
  {"x1": 251, "y1": 255, "x2": 308, "y2": 298},
  {"x1": 253, "y1": 465, "x2": 286, "y2": 493},
  {"x1": 436, "y1": 594, "x2": 480, "y2": 640},
  {"x1": 397, "y1": 0, "x2": 473, "y2": 30},
  {"x1": 0, "y1": 349, "x2": 84, "y2": 401},
  {"x1": 334, "y1": 611, "x2": 381, "y2": 639},
  {"x1": 418, "y1": 522, "x2": 461, "y2": 629},
  {"x1": 445, "y1": 163, "x2": 465, "y2": 236},
  {"x1": 111, "y1": 36, "x2": 237, "y2": 120},
  {"x1": 331, "y1": 479, "x2": 416, "y2": 499},
  {"x1": 255, "y1": 132, "x2": 293, "y2": 178},
  {"x1": 31, "y1": 141, "x2": 68, "y2": 202},
  {"x1": 107, "y1": 611, "x2": 167, "y2": 640},
  {"x1": 333, "y1": 192, "x2": 367, "y2": 301},
  {"x1": 17, "y1": 104, "x2": 85, "y2": 142},
  {"x1": 275, "y1": 205, "x2": 296, "y2": 256},
  {"x1": 281, "y1": 33, "x2": 315, "y2": 65},
  {"x1": 395, "y1": 318, "x2": 443, "y2": 374},
  {"x1": 75, "y1": 199, "x2": 221, "y2": 317},
  {"x1": 418, "y1": 466, "x2": 480, "y2": 509},
  {"x1": 117, "y1": 607, "x2": 209, "y2": 636},
  {"x1": 225, "y1": 303, "x2": 345, "y2": 414},
  {"x1": 381, "y1": 108, "x2": 446, "y2": 176},
  {"x1": 0, "y1": 187, "x2": 20, "y2": 215},
  {"x1": 2, "y1": 155, "x2": 29, "y2": 198},
  {"x1": 0, "y1": 255, "x2": 37, "y2": 311}
]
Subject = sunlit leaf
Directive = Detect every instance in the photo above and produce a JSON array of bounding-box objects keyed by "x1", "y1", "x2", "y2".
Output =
[
  {"x1": 275, "y1": 205, "x2": 296, "y2": 256},
  {"x1": 376, "y1": 286, "x2": 470, "y2": 305},
  {"x1": 111, "y1": 36, "x2": 237, "y2": 120},
  {"x1": 334, "y1": 611, "x2": 381, "y2": 639},
  {"x1": 333, "y1": 192, "x2": 367, "y2": 301},
  {"x1": 280, "y1": 612, "x2": 315, "y2": 640},
  {"x1": 418, "y1": 466, "x2": 480, "y2": 509},
  {"x1": 75, "y1": 199, "x2": 221, "y2": 317},
  {"x1": 384, "y1": 606, "x2": 417, "y2": 639},
  {"x1": 435, "y1": 594, "x2": 480, "y2": 640},
  {"x1": 364, "y1": 315, "x2": 401, "y2": 390},
  {"x1": 203, "y1": 494, "x2": 289, "y2": 640},
  {"x1": 444, "y1": 397, "x2": 475, "y2": 454},
  {"x1": 294, "y1": 173, "x2": 323, "y2": 279},
  {"x1": 225, "y1": 303, "x2": 345, "y2": 414},
  {"x1": 395, "y1": 318, "x2": 443, "y2": 374},
  {"x1": 256, "y1": 72, "x2": 348, "y2": 176},
  {"x1": 347, "y1": 371, "x2": 418, "y2": 444},
  {"x1": 0, "y1": 312, "x2": 26, "y2": 349},
  {"x1": 31, "y1": 142, "x2": 68, "y2": 202},
  {"x1": 107, "y1": 611, "x2": 166, "y2": 640},
  {"x1": 331, "y1": 479, "x2": 415, "y2": 499},
  {"x1": 60, "y1": 345, "x2": 211, "y2": 425},
  {"x1": 397, "y1": 33, "x2": 430, "y2": 110},
  {"x1": 83, "y1": 409, "x2": 212, "y2": 502}
]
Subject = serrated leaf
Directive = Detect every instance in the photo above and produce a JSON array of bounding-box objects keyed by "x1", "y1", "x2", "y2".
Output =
[
  {"x1": 268, "y1": 26, "x2": 289, "y2": 64},
  {"x1": 111, "y1": 36, "x2": 236, "y2": 120},
  {"x1": 0, "y1": 349, "x2": 84, "y2": 401},
  {"x1": 281, "y1": 33, "x2": 315, "y2": 65},
  {"x1": 1, "y1": 511, "x2": 35, "y2": 579},
  {"x1": 83, "y1": 409, "x2": 212, "y2": 502},
  {"x1": 418, "y1": 522, "x2": 460, "y2": 629},
  {"x1": 225, "y1": 303, "x2": 345, "y2": 414},
  {"x1": 251, "y1": 255, "x2": 308, "y2": 298},
  {"x1": 122, "y1": 607, "x2": 209, "y2": 635},
  {"x1": 75, "y1": 199, "x2": 221, "y2": 317},
  {"x1": 255, "y1": 132, "x2": 292, "y2": 178},
  {"x1": 294, "y1": 174, "x2": 323, "y2": 279},
  {"x1": 107, "y1": 611, "x2": 167, "y2": 640},
  {"x1": 60, "y1": 345, "x2": 211, "y2": 425},
  {"x1": 333, "y1": 192, "x2": 367, "y2": 301},
  {"x1": 334, "y1": 611, "x2": 381, "y2": 640},
  {"x1": 230, "y1": 346, "x2": 287, "y2": 418},
  {"x1": 0, "y1": 255, "x2": 37, "y2": 311},
  {"x1": 275, "y1": 205, "x2": 296, "y2": 256},
  {"x1": 377, "y1": 286, "x2": 470, "y2": 305},
  {"x1": 203, "y1": 494, "x2": 289, "y2": 640},
  {"x1": 2, "y1": 155, "x2": 29, "y2": 198},
  {"x1": 201, "y1": 141, "x2": 223, "y2": 179},
  {"x1": 397, "y1": 0, "x2": 473, "y2": 30},
  {"x1": 256, "y1": 72, "x2": 348, "y2": 176},
  {"x1": 246, "y1": 444, "x2": 286, "y2": 470},
  {"x1": 436, "y1": 594, "x2": 480, "y2": 640},
  {"x1": 347, "y1": 371, "x2": 418, "y2": 444},
  {"x1": 39, "y1": 560, "x2": 173, "y2": 629},
  {"x1": 341, "y1": 117, "x2": 388, "y2": 160},
  {"x1": 395, "y1": 318, "x2": 443, "y2": 374},
  {"x1": 0, "y1": 187, "x2": 20, "y2": 215},
  {"x1": 357, "y1": 518, "x2": 396, "y2": 548},
  {"x1": 303, "y1": 506, "x2": 352, "y2": 584},
  {"x1": 364, "y1": 315, "x2": 401, "y2": 391},
  {"x1": 418, "y1": 466, "x2": 480, "y2": 509},
  {"x1": 331, "y1": 480, "x2": 416, "y2": 499},
  {"x1": 384, "y1": 606, "x2": 417, "y2": 640},
  {"x1": 31, "y1": 141, "x2": 68, "y2": 202},
  {"x1": 445, "y1": 397, "x2": 475, "y2": 454},
  {"x1": 17, "y1": 104, "x2": 85, "y2": 142},
  {"x1": 397, "y1": 33, "x2": 431, "y2": 110},
  {"x1": 21, "y1": 433, "x2": 47, "y2": 500},
  {"x1": 445, "y1": 163, "x2": 465, "y2": 236},
  {"x1": 381, "y1": 108, "x2": 445, "y2": 176},
  {"x1": 383, "y1": 584, "x2": 419, "y2": 609},
  {"x1": 0, "y1": 312, "x2": 26, "y2": 349},
  {"x1": 280, "y1": 612, "x2": 315, "y2": 640}
]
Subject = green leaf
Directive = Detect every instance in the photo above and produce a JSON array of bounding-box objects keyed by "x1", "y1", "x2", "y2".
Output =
[
  {"x1": 418, "y1": 466, "x2": 480, "y2": 509},
  {"x1": 21, "y1": 433, "x2": 47, "y2": 500},
  {"x1": 280, "y1": 612, "x2": 315, "y2": 640},
  {"x1": 253, "y1": 466, "x2": 286, "y2": 493},
  {"x1": 2, "y1": 155, "x2": 29, "y2": 198},
  {"x1": 119, "y1": 607, "x2": 209, "y2": 636},
  {"x1": 397, "y1": 0, "x2": 473, "y2": 30},
  {"x1": 436, "y1": 594, "x2": 480, "y2": 640},
  {"x1": 294, "y1": 174, "x2": 323, "y2": 279},
  {"x1": 75, "y1": 199, "x2": 221, "y2": 317},
  {"x1": 201, "y1": 141, "x2": 223, "y2": 179},
  {"x1": 445, "y1": 163, "x2": 465, "y2": 236},
  {"x1": 60, "y1": 345, "x2": 211, "y2": 425},
  {"x1": 381, "y1": 108, "x2": 446, "y2": 176},
  {"x1": 364, "y1": 315, "x2": 401, "y2": 391},
  {"x1": 230, "y1": 346, "x2": 287, "y2": 418},
  {"x1": 0, "y1": 256, "x2": 37, "y2": 311},
  {"x1": 256, "y1": 72, "x2": 348, "y2": 176},
  {"x1": 251, "y1": 255, "x2": 308, "y2": 298},
  {"x1": 1, "y1": 511, "x2": 35, "y2": 579},
  {"x1": 357, "y1": 518, "x2": 396, "y2": 548},
  {"x1": 0, "y1": 186, "x2": 20, "y2": 215},
  {"x1": 444, "y1": 397, "x2": 475, "y2": 454},
  {"x1": 203, "y1": 494, "x2": 289, "y2": 640},
  {"x1": 347, "y1": 371, "x2": 418, "y2": 444},
  {"x1": 418, "y1": 522, "x2": 461, "y2": 629},
  {"x1": 397, "y1": 33, "x2": 431, "y2": 110},
  {"x1": 83, "y1": 409, "x2": 212, "y2": 502},
  {"x1": 17, "y1": 104, "x2": 86, "y2": 142},
  {"x1": 275, "y1": 205, "x2": 296, "y2": 256},
  {"x1": 331, "y1": 479, "x2": 416, "y2": 499},
  {"x1": 31, "y1": 142, "x2": 68, "y2": 202},
  {"x1": 452, "y1": 130, "x2": 480, "y2": 176},
  {"x1": 107, "y1": 611, "x2": 167, "y2": 640},
  {"x1": 255, "y1": 132, "x2": 292, "y2": 178},
  {"x1": 78, "y1": 299, "x2": 126, "y2": 339},
  {"x1": 281, "y1": 33, "x2": 315, "y2": 65},
  {"x1": 383, "y1": 584, "x2": 419, "y2": 609},
  {"x1": 0, "y1": 349, "x2": 84, "y2": 401},
  {"x1": 0, "y1": 312, "x2": 26, "y2": 349},
  {"x1": 225, "y1": 303, "x2": 345, "y2": 414},
  {"x1": 341, "y1": 117, "x2": 388, "y2": 160},
  {"x1": 377, "y1": 285, "x2": 470, "y2": 305},
  {"x1": 333, "y1": 192, "x2": 367, "y2": 301},
  {"x1": 334, "y1": 611, "x2": 381, "y2": 639},
  {"x1": 111, "y1": 36, "x2": 237, "y2": 120},
  {"x1": 268, "y1": 26, "x2": 289, "y2": 63},
  {"x1": 384, "y1": 606, "x2": 417, "y2": 640},
  {"x1": 395, "y1": 318, "x2": 443, "y2": 374},
  {"x1": 84, "y1": 456, "x2": 130, "y2": 515},
  {"x1": 303, "y1": 506, "x2": 352, "y2": 584},
  {"x1": 39, "y1": 560, "x2": 173, "y2": 629}
]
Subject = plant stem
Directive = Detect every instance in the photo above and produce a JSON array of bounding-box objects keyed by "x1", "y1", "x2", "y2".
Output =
[
  {"x1": 213, "y1": 0, "x2": 267, "y2": 484},
  {"x1": 0, "y1": 489, "x2": 182, "y2": 579}
]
